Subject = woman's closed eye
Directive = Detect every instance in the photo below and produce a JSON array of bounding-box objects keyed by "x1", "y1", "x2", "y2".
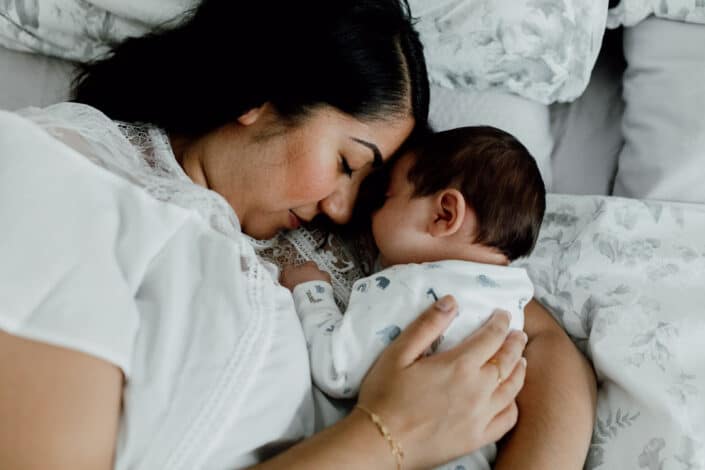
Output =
[{"x1": 340, "y1": 155, "x2": 354, "y2": 177}]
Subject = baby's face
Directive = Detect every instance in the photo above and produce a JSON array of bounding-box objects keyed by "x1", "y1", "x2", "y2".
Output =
[{"x1": 371, "y1": 153, "x2": 434, "y2": 266}]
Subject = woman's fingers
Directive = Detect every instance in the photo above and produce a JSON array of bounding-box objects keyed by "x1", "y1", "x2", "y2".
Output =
[
  {"x1": 490, "y1": 356, "x2": 527, "y2": 415},
  {"x1": 486, "y1": 357, "x2": 528, "y2": 442},
  {"x1": 387, "y1": 295, "x2": 458, "y2": 366},
  {"x1": 485, "y1": 401, "x2": 520, "y2": 443},
  {"x1": 448, "y1": 309, "x2": 512, "y2": 365},
  {"x1": 480, "y1": 329, "x2": 527, "y2": 385}
]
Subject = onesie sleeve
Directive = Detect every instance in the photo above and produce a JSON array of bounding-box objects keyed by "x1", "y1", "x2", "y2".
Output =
[
  {"x1": 292, "y1": 281, "x2": 353, "y2": 397},
  {"x1": 293, "y1": 273, "x2": 408, "y2": 399}
]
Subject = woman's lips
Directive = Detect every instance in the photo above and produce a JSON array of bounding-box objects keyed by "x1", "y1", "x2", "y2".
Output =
[{"x1": 288, "y1": 210, "x2": 301, "y2": 229}]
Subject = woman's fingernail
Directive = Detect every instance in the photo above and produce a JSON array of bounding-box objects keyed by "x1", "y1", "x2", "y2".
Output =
[
  {"x1": 510, "y1": 330, "x2": 527, "y2": 344},
  {"x1": 520, "y1": 357, "x2": 527, "y2": 368},
  {"x1": 436, "y1": 296, "x2": 455, "y2": 313},
  {"x1": 492, "y1": 309, "x2": 511, "y2": 322}
]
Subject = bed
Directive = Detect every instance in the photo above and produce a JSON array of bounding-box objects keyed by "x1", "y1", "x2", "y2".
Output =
[{"x1": 2, "y1": 1, "x2": 704, "y2": 469}]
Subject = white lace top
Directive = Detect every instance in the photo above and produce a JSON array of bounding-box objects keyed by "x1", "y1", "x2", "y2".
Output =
[{"x1": 0, "y1": 103, "x2": 333, "y2": 468}]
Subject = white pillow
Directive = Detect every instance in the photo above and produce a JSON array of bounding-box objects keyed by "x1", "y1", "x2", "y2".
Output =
[
  {"x1": 429, "y1": 85, "x2": 554, "y2": 190},
  {"x1": 410, "y1": 0, "x2": 609, "y2": 104},
  {"x1": 0, "y1": 46, "x2": 73, "y2": 110},
  {"x1": 549, "y1": 46, "x2": 625, "y2": 196},
  {"x1": 612, "y1": 17, "x2": 705, "y2": 203}
]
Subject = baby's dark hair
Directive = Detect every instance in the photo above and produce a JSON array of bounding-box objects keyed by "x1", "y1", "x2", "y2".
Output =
[{"x1": 406, "y1": 126, "x2": 545, "y2": 261}]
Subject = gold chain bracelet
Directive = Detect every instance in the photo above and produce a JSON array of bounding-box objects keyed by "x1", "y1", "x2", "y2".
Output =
[{"x1": 356, "y1": 404, "x2": 404, "y2": 470}]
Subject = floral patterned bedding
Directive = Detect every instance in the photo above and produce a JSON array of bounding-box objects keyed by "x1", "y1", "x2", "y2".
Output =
[
  {"x1": 513, "y1": 194, "x2": 705, "y2": 469},
  {"x1": 608, "y1": 0, "x2": 705, "y2": 27},
  {"x1": 0, "y1": 0, "x2": 193, "y2": 62},
  {"x1": 408, "y1": 0, "x2": 610, "y2": 104},
  {"x1": 409, "y1": 0, "x2": 704, "y2": 103},
  {"x1": 2, "y1": 0, "x2": 702, "y2": 101}
]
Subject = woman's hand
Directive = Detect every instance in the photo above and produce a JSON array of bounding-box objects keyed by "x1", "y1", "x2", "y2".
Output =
[
  {"x1": 357, "y1": 296, "x2": 528, "y2": 470},
  {"x1": 280, "y1": 261, "x2": 331, "y2": 291}
]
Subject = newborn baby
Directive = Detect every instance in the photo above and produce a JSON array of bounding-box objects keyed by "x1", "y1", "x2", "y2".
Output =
[{"x1": 282, "y1": 126, "x2": 546, "y2": 470}]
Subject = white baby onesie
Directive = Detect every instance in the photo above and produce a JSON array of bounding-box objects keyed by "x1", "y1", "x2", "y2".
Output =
[{"x1": 292, "y1": 259, "x2": 533, "y2": 470}]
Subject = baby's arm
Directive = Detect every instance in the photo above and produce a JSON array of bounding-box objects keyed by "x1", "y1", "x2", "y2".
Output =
[
  {"x1": 493, "y1": 299, "x2": 597, "y2": 469},
  {"x1": 281, "y1": 263, "x2": 384, "y2": 399}
]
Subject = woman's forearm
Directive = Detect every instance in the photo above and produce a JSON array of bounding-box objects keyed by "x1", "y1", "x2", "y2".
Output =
[
  {"x1": 494, "y1": 303, "x2": 597, "y2": 470},
  {"x1": 251, "y1": 408, "x2": 396, "y2": 470}
]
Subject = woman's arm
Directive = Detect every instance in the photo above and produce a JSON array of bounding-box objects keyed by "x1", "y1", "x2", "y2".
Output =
[
  {"x1": 0, "y1": 331, "x2": 122, "y2": 470},
  {"x1": 254, "y1": 297, "x2": 528, "y2": 470},
  {"x1": 494, "y1": 299, "x2": 597, "y2": 470},
  {"x1": 251, "y1": 407, "x2": 402, "y2": 470}
]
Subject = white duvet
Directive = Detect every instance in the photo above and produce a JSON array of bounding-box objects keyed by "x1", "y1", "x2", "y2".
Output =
[{"x1": 514, "y1": 194, "x2": 705, "y2": 469}]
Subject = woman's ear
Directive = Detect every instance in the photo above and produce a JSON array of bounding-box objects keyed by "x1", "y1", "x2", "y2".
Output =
[
  {"x1": 237, "y1": 105, "x2": 266, "y2": 126},
  {"x1": 428, "y1": 189, "x2": 466, "y2": 237}
]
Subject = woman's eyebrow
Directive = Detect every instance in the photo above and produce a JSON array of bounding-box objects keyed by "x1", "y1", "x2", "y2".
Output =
[{"x1": 350, "y1": 137, "x2": 383, "y2": 168}]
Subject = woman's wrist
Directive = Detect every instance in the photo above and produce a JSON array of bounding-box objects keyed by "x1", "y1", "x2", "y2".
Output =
[
  {"x1": 349, "y1": 405, "x2": 403, "y2": 470},
  {"x1": 251, "y1": 405, "x2": 403, "y2": 469},
  {"x1": 343, "y1": 407, "x2": 400, "y2": 469}
]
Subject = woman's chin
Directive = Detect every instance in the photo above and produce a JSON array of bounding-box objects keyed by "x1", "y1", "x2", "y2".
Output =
[{"x1": 242, "y1": 223, "x2": 280, "y2": 241}]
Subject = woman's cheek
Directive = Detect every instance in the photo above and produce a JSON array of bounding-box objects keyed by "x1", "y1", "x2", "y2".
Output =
[{"x1": 286, "y1": 172, "x2": 336, "y2": 203}]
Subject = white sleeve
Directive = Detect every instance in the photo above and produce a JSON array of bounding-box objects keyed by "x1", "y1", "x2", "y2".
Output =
[
  {"x1": 293, "y1": 281, "x2": 386, "y2": 398},
  {"x1": 0, "y1": 110, "x2": 185, "y2": 377}
]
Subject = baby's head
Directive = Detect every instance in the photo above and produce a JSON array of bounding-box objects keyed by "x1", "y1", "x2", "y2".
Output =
[{"x1": 371, "y1": 126, "x2": 545, "y2": 267}]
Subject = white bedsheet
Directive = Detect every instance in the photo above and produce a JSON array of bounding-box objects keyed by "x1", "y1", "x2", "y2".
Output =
[{"x1": 514, "y1": 194, "x2": 705, "y2": 469}]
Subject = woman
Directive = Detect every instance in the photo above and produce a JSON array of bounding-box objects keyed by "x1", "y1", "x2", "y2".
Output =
[{"x1": 0, "y1": 1, "x2": 594, "y2": 468}]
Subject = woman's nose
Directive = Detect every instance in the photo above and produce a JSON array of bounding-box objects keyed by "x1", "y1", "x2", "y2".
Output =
[{"x1": 320, "y1": 186, "x2": 355, "y2": 225}]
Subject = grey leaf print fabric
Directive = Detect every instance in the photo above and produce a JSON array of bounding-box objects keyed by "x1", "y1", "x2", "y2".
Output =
[
  {"x1": 0, "y1": 0, "x2": 147, "y2": 61},
  {"x1": 408, "y1": 0, "x2": 610, "y2": 104},
  {"x1": 513, "y1": 194, "x2": 705, "y2": 469},
  {"x1": 0, "y1": 0, "x2": 195, "y2": 62},
  {"x1": 608, "y1": 0, "x2": 705, "y2": 27}
]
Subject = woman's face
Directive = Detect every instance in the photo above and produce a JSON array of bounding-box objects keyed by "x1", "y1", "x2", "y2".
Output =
[{"x1": 175, "y1": 104, "x2": 414, "y2": 239}]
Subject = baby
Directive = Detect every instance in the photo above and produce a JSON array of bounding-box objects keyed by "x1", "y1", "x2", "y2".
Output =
[{"x1": 282, "y1": 126, "x2": 546, "y2": 470}]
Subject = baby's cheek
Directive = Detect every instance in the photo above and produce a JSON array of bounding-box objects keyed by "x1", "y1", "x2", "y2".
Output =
[{"x1": 372, "y1": 208, "x2": 393, "y2": 244}]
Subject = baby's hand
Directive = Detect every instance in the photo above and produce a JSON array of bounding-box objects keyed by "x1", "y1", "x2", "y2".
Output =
[{"x1": 280, "y1": 261, "x2": 331, "y2": 291}]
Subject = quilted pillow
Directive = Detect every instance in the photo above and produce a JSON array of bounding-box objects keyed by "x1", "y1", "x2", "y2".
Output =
[{"x1": 409, "y1": 0, "x2": 610, "y2": 104}]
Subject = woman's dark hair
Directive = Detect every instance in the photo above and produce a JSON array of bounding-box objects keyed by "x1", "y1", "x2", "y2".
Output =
[
  {"x1": 72, "y1": 0, "x2": 429, "y2": 136},
  {"x1": 407, "y1": 126, "x2": 546, "y2": 261}
]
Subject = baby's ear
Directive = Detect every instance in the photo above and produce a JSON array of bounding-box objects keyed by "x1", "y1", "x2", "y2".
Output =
[
  {"x1": 428, "y1": 189, "x2": 467, "y2": 238},
  {"x1": 237, "y1": 104, "x2": 267, "y2": 126}
]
